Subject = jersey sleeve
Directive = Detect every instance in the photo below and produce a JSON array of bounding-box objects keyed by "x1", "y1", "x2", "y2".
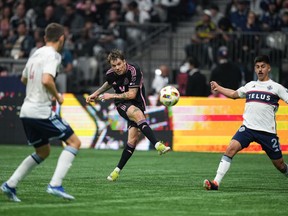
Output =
[
  {"x1": 106, "y1": 69, "x2": 114, "y2": 85},
  {"x1": 129, "y1": 65, "x2": 142, "y2": 88},
  {"x1": 277, "y1": 84, "x2": 288, "y2": 103},
  {"x1": 237, "y1": 82, "x2": 253, "y2": 98},
  {"x1": 43, "y1": 53, "x2": 61, "y2": 77}
]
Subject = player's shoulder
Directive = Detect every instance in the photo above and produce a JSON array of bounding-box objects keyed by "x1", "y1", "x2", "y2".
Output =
[
  {"x1": 269, "y1": 79, "x2": 282, "y2": 87},
  {"x1": 243, "y1": 81, "x2": 257, "y2": 88},
  {"x1": 126, "y1": 62, "x2": 141, "y2": 73},
  {"x1": 37, "y1": 46, "x2": 61, "y2": 61},
  {"x1": 106, "y1": 68, "x2": 114, "y2": 76},
  {"x1": 269, "y1": 79, "x2": 287, "y2": 91}
]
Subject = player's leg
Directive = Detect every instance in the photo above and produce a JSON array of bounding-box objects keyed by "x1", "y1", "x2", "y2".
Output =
[
  {"x1": 271, "y1": 158, "x2": 288, "y2": 177},
  {"x1": 1, "y1": 144, "x2": 49, "y2": 202},
  {"x1": 204, "y1": 126, "x2": 253, "y2": 190},
  {"x1": 1, "y1": 119, "x2": 49, "y2": 202},
  {"x1": 204, "y1": 139, "x2": 242, "y2": 190},
  {"x1": 126, "y1": 105, "x2": 170, "y2": 155},
  {"x1": 256, "y1": 132, "x2": 288, "y2": 177},
  {"x1": 107, "y1": 126, "x2": 139, "y2": 181},
  {"x1": 40, "y1": 114, "x2": 81, "y2": 200},
  {"x1": 47, "y1": 133, "x2": 81, "y2": 200}
]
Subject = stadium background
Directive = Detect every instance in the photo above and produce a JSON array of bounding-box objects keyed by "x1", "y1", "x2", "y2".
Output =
[
  {"x1": 1, "y1": 0, "x2": 288, "y2": 154},
  {"x1": 1, "y1": 89, "x2": 288, "y2": 154}
]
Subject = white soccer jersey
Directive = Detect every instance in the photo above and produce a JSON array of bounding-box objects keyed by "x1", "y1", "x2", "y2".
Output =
[
  {"x1": 20, "y1": 46, "x2": 61, "y2": 119},
  {"x1": 237, "y1": 79, "x2": 288, "y2": 134}
]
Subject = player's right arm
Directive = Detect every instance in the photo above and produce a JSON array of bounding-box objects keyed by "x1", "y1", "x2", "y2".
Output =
[
  {"x1": 42, "y1": 73, "x2": 63, "y2": 104},
  {"x1": 86, "y1": 81, "x2": 112, "y2": 103},
  {"x1": 210, "y1": 81, "x2": 240, "y2": 99}
]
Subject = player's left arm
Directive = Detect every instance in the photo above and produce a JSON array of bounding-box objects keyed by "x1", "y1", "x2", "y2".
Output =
[
  {"x1": 109, "y1": 87, "x2": 138, "y2": 100},
  {"x1": 277, "y1": 84, "x2": 288, "y2": 103},
  {"x1": 86, "y1": 81, "x2": 112, "y2": 103},
  {"x1": 42, "y1": 73, "x2": 63, "y2": 104},
  {"x1": 100, "y1": 87, "x2": 138, "y2": 101}
]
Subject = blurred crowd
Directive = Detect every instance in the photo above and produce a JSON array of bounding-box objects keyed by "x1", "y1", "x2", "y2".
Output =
[
  {"x1": 178, "y1": 0, "x2": 288, "y2": 98},
  {"x1": 0, "y1": 0, "x2": 198, "y2": 91},
  {"x1": 185, "y1": 0, "x2": 288, "y2": 65},
  {"x1": 0, "y1": 0, "x2": 197, "y2": 59},
  {"x1": 149, "y1": 0, "x2": 288, "y2": 102},
  {"x1": 1, "y1": 0, "x2": 288, "y2": 95}
]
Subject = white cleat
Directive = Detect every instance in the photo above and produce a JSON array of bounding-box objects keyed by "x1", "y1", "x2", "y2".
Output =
[
  {"x1": 47, "y1": 185, "x2": 75, "y2": 200},
  {"x1": 1, "y1": 182, "x2": 21, "y2": 202}
]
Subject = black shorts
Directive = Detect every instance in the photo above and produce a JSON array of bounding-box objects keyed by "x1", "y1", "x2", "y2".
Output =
[
  {"x1": 21, "y1": 114, "x2": 74, "y2": 147},
  {"x1": 116, "y1": 101, "x2": 144, "y2": 129},
  {"x1": 232, "y1": 125, "x2": 282, "y2": 160}
]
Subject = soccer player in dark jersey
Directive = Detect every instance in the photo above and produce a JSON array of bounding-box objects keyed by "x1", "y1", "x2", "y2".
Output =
[
  {"x1": 86, "y1": 49, "x2": 170, "y2": 181},
  {"x1": 204, "y1": 55, "x2": 288, "y2": 190}
]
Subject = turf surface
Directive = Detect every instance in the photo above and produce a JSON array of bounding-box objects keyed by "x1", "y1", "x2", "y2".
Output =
[{"x1": 0, "y1": 145, "x2": 287, "y2": 216}]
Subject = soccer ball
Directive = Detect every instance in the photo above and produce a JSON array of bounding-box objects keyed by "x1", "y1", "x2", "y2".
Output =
[{"x1": 159, "y1": 86, "x2": 180, "y2": 107}]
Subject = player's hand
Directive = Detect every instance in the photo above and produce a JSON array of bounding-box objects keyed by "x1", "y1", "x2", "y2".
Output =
[
  {"x1": 86, "y1": 93, "x2": 98, "y2": 103},
  {"x1": 57, "y1": 94, "x2": 64, "y2": 105},
  {"x1": 210, "y1": 81, "x2": 219, "y2": 91},
  {"x1": 99, "y1": 93, "x2": 112, "y2": 101}
]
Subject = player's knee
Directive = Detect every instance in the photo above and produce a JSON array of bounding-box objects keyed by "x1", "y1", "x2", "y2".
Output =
[
  {"x1": 66, "y1": 134, "x2": 81, "y2": 149},
  {"x1": 35, "y1": 144, "x2": 50, "y2": 159},
  {"x1": 128, "y1": 137, "x2": 138, "y2": 145},
  {"x1": 68, "y1": 140, "x2": 81, "y2": 150},
  {"x1": 36, "y1": 150, "x2": 50, "y2": 159},
  {"x1": 225, "y1": 140, "x2": 242, "y2": 157}
]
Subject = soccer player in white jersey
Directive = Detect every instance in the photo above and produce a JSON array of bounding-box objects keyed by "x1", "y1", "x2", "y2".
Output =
[
  {"x1": 1, "y1": 23, "x2": 81, "y2": 201},
  {"x1": 203, "y1": 55, "x2": 288, "y2": 190}
]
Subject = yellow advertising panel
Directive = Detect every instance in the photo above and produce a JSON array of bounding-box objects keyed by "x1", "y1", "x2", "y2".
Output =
[{"x1": 172, "y1": 97, "x2": 288, "y2": 154}]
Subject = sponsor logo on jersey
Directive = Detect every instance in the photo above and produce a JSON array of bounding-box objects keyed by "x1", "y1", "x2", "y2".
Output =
[
  {"x1": 246, "y1": 91, "x2": 279, "y2": 106},
  {"x1": 267, "y1": 85, "x2": 273, "y2": 90},
  {"x1": 124, "y1": 78, "x2": 129, "y2": 85}
]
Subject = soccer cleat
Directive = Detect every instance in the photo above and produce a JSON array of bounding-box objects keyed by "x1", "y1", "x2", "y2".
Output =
[
  {"x1": 46, "y1": 185, "x2": 75, "y2": 200},
  {"x1": 1, "y1": 182, "x2": 21, "y2": 202},
  {"x1": 155, "y1": 141, "x2": 171, "y2": 155},
  {"x1": 203, "y1": 179, "x2": 219, "y2": 190},
  {"x1": 107, "y1": 169, "x2": 120, "y2": 181}
]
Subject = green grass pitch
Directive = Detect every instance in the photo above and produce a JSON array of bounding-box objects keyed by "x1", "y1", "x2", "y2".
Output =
[{"x1": 0, "y1": 145, "x2": 288, "y2": 216}]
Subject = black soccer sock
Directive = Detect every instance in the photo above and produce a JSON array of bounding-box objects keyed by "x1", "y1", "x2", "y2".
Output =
[
  {"x1": 137, "y1": 120, "x2": 158, "y2": 145},
  {"x1": 117, "y1": 143, "x2": 135, "y2": 170}
]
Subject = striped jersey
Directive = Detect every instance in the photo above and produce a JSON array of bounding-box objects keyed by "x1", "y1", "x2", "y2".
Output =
[
  {"x1": 237, "y1": 79, "x2": 288, "y2": 134},
  {"x1": 20, "y1": 46, "x2": 61, "y2": 119},
  {"x1": 106, "y1": 62, "x2": 146, "y2": 110}
]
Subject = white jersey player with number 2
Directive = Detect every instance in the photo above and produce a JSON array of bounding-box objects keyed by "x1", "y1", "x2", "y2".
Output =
[{"x1": 204, "y1": 55, "x2": 288, "y2": 191}]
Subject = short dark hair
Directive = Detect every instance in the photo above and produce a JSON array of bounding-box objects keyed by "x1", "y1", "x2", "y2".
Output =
[
  {"x1": 254, "y1": 55, "x2": 270, "y2": 65},
  {"x1": 187, "y1": 56, "x2": 199, "y2": 68},
  {"x1": 107, "y1": 49, "x2": 125, "y2": 63},
  {"x1": 45, "y1": 23, "x2": 64, "y2": 42}
]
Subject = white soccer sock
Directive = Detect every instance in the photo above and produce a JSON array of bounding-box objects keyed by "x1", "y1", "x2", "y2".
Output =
[
  {"x1": 49, "y1": 146, "x2": 78, "y2": 187},
  {"x1": 214, "y1": 155, "x2": 232, "y2": 185},
  {"x1": 7, "y1": 153, "x2": 43, "y2": 188}
]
